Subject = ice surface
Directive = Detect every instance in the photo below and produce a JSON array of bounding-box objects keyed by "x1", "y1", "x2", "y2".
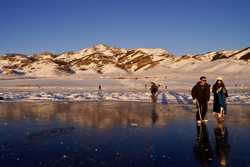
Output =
[{"x1": 0, "y1": 91, "x2": 249, "y2": 104}]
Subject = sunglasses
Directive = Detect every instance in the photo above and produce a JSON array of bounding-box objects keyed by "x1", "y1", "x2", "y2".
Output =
[{"x1": 201, "y1": 80, "x2": 207, "y2": 82}]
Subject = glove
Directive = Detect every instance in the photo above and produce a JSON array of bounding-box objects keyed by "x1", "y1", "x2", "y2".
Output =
[{"x1": 217, "y1": 87, "x2": 222, "y2": 93}]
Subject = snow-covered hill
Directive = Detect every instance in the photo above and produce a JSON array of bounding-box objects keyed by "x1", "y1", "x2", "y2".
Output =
[{"x1": 0, "y1": 44, "x2": 249, "y2": 77}]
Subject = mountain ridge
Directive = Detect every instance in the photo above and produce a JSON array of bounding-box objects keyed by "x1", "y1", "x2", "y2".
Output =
[{"x1": 0, "y1": 44, "x2": 249, "y2": 76}]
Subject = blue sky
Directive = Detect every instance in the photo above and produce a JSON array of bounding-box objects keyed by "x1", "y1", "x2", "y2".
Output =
[{"x1": 0, "y1": 0, "x2": 250, "y2": 55}]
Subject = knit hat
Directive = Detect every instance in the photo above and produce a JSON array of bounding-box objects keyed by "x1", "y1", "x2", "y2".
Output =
[{"x1": 216, "y1": 76, "x2": 223, "y2": 81}]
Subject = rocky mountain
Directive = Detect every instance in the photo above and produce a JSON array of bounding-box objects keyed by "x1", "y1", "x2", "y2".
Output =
[{"x1": 0, "y1": 44, "x2": 249, "y2": 76}]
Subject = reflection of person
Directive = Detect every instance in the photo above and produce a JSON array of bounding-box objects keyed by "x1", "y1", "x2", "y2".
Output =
[
  {"x1": 151, "y1": 103, "x2": 159, "y2": 125},
  {"x1": 193, "y1": 123, "x2": 213, "y2": 166},
  {"x1": 191, "y1": 76, "x2": 211, "y2": 124},
  {"x1": 214, "y1": 120, "x2": 230, "y2": 167},
  {"x1": 212, "y1": 77, "x2": 228, "y2": 120}
]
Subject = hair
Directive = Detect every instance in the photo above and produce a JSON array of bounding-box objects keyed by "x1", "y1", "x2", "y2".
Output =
[
  {"x1": 200, "y1": 76, "x2": 206, "y2": 80},
  {"x1": 212, "y1": 80, "x2": 226, "y2": 92}
]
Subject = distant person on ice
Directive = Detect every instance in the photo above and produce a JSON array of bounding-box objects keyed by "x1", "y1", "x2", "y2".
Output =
[
  {"x1": 98, "y1": 84, "x2": 103, "y2": 99},
  {"x1": 192, "y1": 76, "x2": 211, "y2": 124},
  {"x1": 212, "y1": 77, "x2": 228, "y2": 121},
  {"x1": 150, "y1": 82, "x2": 159, "y2": 102},
  {"x1": 161, "y1": 84, "x2": 168, "y2": 105}
]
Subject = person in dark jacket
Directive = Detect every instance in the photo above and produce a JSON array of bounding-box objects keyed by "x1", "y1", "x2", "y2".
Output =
[
  {"x1": 192, "y1": 76, "x2": 211, "y2": 124},
  {"x1": 212, "y1": 77, "x2": 228, "y2": 120},
  {"x1": 150, "y1": 82, "x2": 159, "y2": 103}
]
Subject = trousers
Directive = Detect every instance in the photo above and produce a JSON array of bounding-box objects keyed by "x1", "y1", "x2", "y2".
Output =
[{"x1": 196, "y1": 100, "x2": 208, "y2": 121}]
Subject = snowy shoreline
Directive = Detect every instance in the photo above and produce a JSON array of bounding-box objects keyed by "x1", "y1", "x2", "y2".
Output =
[{"x1": 1, "y1": 90, "x2": 250, "y2": 104}]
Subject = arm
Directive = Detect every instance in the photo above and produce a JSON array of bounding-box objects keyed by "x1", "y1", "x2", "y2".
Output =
[
  {"x1": 207, "y1": 84, "x2": 211, "y2": 101},
  {"x1": 191, "y1": 85, "x2": 197, "y2": 100},
  {"x1": 223, "y1": 87, "x2": 229, "y2": 97},
  {"x1": 212, "y1": 85, "x2": 216, "y2": 94}
]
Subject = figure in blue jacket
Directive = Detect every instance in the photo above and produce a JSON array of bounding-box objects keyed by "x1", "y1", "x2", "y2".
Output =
[{"x1": 212, "y1": 77, "x2": 228, "y2": 120}]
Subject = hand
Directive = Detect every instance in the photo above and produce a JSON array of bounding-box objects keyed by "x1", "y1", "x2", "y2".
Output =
[
  {"x1": 222, "y1": 88, "x2": 227, "y2": 93},
  {"x1": 217, "y1": 87, "x2": 222, "y2": 93}
]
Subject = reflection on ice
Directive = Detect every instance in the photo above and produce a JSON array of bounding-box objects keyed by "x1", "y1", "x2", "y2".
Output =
[
  {"x1": 214, "y1": 121, "x2": 230, "y2": 167},
  {"x1": 27, "y1": 127, "x2": 75, "y2": 140},
  {"x1": 0, "y1": 102, "x2": 190, "y2": 129},
  {"x1": 0, "y1": 102, "x2": 249, "y2": 167},
  {"x1": 193, "y1": 123, "x2": 213, "y2": 166}
]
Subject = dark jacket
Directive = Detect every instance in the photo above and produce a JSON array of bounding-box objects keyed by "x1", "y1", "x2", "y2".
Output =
[
  {"x1": 212, "y1": 85, "x2": 228, "y2": 113},
  {"x1": 191, "y1": 82, "x2": 211, "y2": 102},
  {"x1": 150, "y1": 84, "x2": 158, "y2": 95}
]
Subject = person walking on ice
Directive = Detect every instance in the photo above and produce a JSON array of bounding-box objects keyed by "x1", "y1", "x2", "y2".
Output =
[
  {"x1": 192, "y1": 76, "x2": 211, "y2": 125},
  {"x1": 212, "y1": 77, "x2": 228, "y2": 121},
  {"x1": 150, "y1": 82, "x2": 159, "y2": 103},
  {"x1": 159, "y1": 84, "x2": 168, "y2": 105},
  {"x1": 97, "y1": 84, "x2": 103, "y2": 100}
]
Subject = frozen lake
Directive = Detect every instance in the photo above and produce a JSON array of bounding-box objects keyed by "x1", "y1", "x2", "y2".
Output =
[{"x1": 0, "y1": 102, "x2": 250, "y2": 167}]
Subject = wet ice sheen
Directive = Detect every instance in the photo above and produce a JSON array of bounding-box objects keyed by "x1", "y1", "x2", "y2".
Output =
[{"x1": 0, "y1": 102, "x2": 250, "y2": 167}]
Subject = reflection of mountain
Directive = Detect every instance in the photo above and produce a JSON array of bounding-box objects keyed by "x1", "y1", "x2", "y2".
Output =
[
  {"x1": 0, "y1": 102, "x2": 190, "y2": 129},
  {"x1": 1, "y1": 102, "x2": 249, "y2": 130}
]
